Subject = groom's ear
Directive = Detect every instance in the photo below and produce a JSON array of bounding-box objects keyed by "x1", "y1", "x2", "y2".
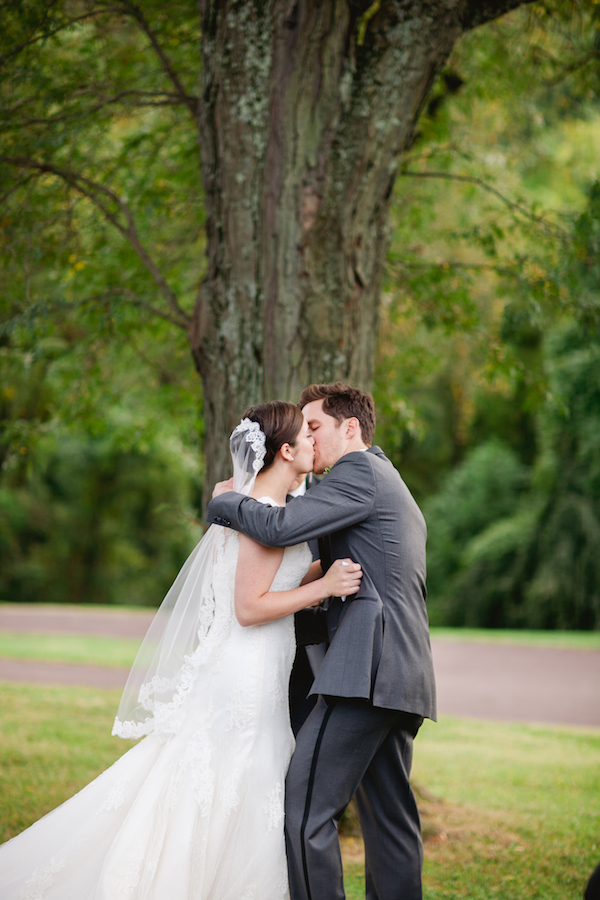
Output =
[{"x1": 344, "y1": 417, "x2": 360, "y2": 440}]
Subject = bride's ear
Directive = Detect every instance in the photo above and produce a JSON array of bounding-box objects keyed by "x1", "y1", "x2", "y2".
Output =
[{"x1": 280, "y1": 443, "x2": 295, "y2": 462}]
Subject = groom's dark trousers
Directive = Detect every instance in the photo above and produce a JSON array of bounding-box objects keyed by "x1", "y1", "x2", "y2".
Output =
[
  {"x1": 208, "y1": 446, "x2": 436, "y2": 900},
  {"x1": 286, "y1": 697, "x2": 423, "y2": 900}
]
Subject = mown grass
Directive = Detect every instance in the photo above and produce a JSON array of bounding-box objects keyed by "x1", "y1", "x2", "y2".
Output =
[
  {"x1": 413, "y1": 718, "x2": 600, "y2": 899},
  {"x1": 1, "y1": 682, "x2": 597, "y2": 898},
  {"x1": 430, "y1": 627, "x2": 600, "y2": 651},
  {"x1": 1, "y1": 625, "x2": 598, "y2": 672},
  {"x1": 0, "y1": 682, "x2": 135, "y2": 840},
  {"x1": 0, "y1": 632, "x2": 140, "y2": 668}
]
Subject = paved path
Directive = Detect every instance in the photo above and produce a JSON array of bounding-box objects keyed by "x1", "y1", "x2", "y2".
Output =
[
  {"x1": 0, "y1": 657, "x2": 130, "y2": 689},
  {"x1": 1, "y1": 604, "x2": 599, "y2": 727},
  {"x1": 431, "y1": 640, "x2": 600, "y2": 728},
  {"x1": 0, "y1": 604, "x2": 154, "y2": 639}
]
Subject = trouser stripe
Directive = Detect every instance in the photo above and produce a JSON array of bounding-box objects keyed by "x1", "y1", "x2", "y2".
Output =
[{"x1": 299, "y1": 701, "x2": 334, "y2": 900}]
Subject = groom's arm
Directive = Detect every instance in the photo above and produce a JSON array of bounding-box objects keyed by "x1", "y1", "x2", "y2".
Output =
[{"x1": 207, "y1": 452, "x2": 376, "y2": 547}]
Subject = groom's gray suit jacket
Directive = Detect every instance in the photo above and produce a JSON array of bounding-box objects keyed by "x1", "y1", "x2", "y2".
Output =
[{"x1": 208, "y1": 446, "x2": 436, "y2": 721}]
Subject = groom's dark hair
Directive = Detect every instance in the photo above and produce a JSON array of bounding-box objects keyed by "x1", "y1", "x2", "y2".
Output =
[{"x1": 299, "y1": 382, "x2": 376, "y2": 446}]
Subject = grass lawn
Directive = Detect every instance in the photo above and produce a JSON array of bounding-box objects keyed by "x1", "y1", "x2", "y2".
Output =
[
  {"x1": 412, "y1": 718, "x2": 600, "y2": 899},
  {"x1": 0, "y1": 632, "x2": 141, "y2": 668},
  {"x1": 1, "y1": 625, "x2": 599, "y2": 672},
  {"x1": 0, "y1": 682, "x2": 597, "y2": 898},
  {"x1": 430, "y1": 627, "x2": 600, "y2": 651},
  {"x1": 0, "y1": 682, "x2": 136, "y2": 841}
]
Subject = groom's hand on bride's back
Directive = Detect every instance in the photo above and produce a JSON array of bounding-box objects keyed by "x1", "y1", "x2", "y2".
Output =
[{"x1": 212, "y1": 477, "x2": 235, "y2": 498}]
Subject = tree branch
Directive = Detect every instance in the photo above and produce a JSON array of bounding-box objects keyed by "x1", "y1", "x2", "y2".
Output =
[
  {"x1": 0, "y1": 172, "x2": 37, "y2": 206},
  {"x1": 114, "y1": 2, "x2": 198, "y2": 120},
  {"x1": 0, "y1": 90, "x2": 195, "y2": 129},
  {"x1": 460, "y1": 0, "x2": 537, "y2": 31},
  {"x1": 399, "y1": 168, "x2": 569, "y2": 237},
  {"x1": 543, "y1": 52, "x2": 600, "y2": 89},
  {"x1": 388, "y1": 258, "x2": 526, "y2": 278},
  {"x1": 1, "y1": 3, "x2": 198, "y2": 122},
  {"x1": 0, "y1": 288, "x2": 188, "y2": 337},
  {"x1": 0, "y1": 7, "x2": 104, "y2": 68},
  {"x1": 113, "y1": 289, "x2": 189, "y2": 328},
  {"x1": 84, "y1": 288, "x2": 190, "y2": 328},
  {"x1": 0, "y1": 154, "x2": 190, "y2": 328},
  {"x1": 386, "y1": 258, "x2": 559, "y2": 296}
]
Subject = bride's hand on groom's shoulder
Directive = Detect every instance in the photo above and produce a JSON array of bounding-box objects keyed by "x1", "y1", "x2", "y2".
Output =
[
  {"x1": 212, "y1": 476, "x2": 235, "y2": 498},
  {"x1": 321, "y1": 558, "x2": 362, "y2": 600}
]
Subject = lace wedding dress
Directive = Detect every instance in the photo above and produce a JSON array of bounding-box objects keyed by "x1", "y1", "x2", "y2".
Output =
[{"x1": 0, "y1": 522, "x2": 312, "y2": 900}]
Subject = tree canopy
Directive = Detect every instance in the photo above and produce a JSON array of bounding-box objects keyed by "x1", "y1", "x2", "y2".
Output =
[{"x1": 1, "y1": 1, "x2": 599, "y2": 623}]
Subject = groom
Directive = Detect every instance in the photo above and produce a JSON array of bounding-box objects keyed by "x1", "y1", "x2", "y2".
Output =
[{"x1": 208, "y1": 382, "x2": 436, "y2": 900}]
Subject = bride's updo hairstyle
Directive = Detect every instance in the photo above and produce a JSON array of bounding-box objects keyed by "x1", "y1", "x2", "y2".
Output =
[{"x1": 243, "y1": 401, "x2": 304, "y2": 472}]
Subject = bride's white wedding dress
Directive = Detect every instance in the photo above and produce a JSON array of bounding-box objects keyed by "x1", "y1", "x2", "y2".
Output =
[{"x1": 0, "y1": 521, "x2": 312, "y2": 900}]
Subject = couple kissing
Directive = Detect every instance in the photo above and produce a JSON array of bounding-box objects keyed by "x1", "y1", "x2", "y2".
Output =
[{"x1": 0, "y1": 381, "x2": 435, "y2": 900}]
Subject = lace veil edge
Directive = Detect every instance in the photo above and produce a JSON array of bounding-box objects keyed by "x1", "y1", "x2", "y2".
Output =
[{"x1": 112, "y1": 418, "x2": 266, "y2": 740}]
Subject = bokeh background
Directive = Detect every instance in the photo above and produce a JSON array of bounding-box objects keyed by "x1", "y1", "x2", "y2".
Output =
[{"x1": 1, "y1": 1, "x2": 599, "y2": 636}]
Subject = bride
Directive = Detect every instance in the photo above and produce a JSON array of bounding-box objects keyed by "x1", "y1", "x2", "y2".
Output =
[{"x1": 0, "y1": 400, "x2": 362, "y2": 900}]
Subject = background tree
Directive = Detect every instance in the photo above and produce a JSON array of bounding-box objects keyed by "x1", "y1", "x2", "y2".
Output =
[
  {"x1": 2, "y1": 1, "x2": 599, "y2": 614},
  {"x1": 368, "y1": 4, "x2": 600, "y2": 629},
  {"x1": 2, "y1": 0, "x2": 541, "y2": 492}
]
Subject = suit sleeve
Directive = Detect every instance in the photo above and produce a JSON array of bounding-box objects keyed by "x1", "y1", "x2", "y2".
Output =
[{"x1": 207, "y1": 452, "x2": 376, "y2": 547}]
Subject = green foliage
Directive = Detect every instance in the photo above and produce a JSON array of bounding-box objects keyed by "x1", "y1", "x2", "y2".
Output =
[
  {"x1": 0, "y1": 431, "x2": 202, "y2": 605},
  {"x1": 0, "y1": 0, "x2": 203, "y2": 452},
  {"x1": 0, "y1": 286, "x2": 203, "y2": 606},
  {"x1": 425, "y1": 315, "x2": 600, "y2": 629},
  {"x1": 424, "y1": 440, "x2": 532, "y2": 625},
  {"x1": 2, "y1": 1, "x2": 600, "y2": 623},
  {"x1": 519, "y1": 318, "x2": 600, "y2": 629},
  {"x1": 370, "y1": 3, "x2": 600, "y2": 631},
  {"x1": 375, "y1": 0, "x2": 600, "y2": 501},
  {"x1": 0, "y1": 0, "x2": 203, "y2": 310},
  {"x1": 559, "y1": 180, "x2": 600, "y2": 325},
  {"x1": 0, "y1": 2, "x2": 206, "y2": 609}
]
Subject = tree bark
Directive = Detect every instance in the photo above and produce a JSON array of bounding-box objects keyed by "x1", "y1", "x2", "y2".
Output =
[{"x1": 193, "y1": 0, "x2": 534, "y2": 493}]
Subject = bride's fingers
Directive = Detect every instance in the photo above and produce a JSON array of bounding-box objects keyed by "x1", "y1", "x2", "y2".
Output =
[
  {"x1": 322, "y1": 558, "x2": 364, "y2": 596},
  {"x1": 343, "y1": 571, "x2": 362, "y2": 583},
  {"x1": 344, "y1": 579, "x2": 360, "y2": 590}
]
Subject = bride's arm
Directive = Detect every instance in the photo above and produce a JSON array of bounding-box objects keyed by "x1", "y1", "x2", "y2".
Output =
[
  {"x1": 234, "y1": 535, "x2": 361, "y2": 627},
  {"x1": 300, "y1": 560, "x2": 323, "y2": 585}
]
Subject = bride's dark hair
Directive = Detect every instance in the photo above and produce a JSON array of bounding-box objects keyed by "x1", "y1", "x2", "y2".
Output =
[{"x1": 243, "y1": 401, "x2": 304, "y2": 472}]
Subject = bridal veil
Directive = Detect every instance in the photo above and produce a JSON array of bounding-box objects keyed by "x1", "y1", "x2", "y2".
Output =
[{"x1": 112, "y1": 419, "x2": 266, "y2": 740}]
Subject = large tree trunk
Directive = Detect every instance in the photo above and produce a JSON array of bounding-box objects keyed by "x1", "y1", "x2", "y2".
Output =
[{"x1": 192, "y1": 0, "x2": 533, "y2": 494}]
